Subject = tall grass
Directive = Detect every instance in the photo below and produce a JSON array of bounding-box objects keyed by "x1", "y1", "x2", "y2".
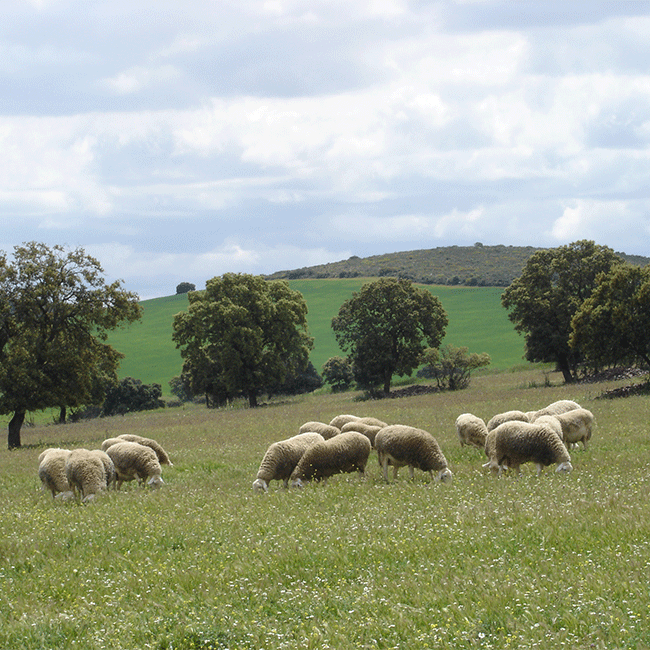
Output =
[{"x1": 2, "y1": 368, "x2": 649, "y2": 649}]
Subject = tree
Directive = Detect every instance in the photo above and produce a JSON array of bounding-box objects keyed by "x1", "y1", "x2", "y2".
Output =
[
  {"x1": 501, "y1": 240, "x2": 622, "y2": 383},
  {"x1": 176, "y1": 282, "x2": 196, "y2": 294},
  {"x1": 321, "y1": 356, "x2": 355, "y2": 393},
  {"x1": 101, "y1": 377, "x2": 165, "y2": 416},
  {"x1": 171, "y1": 273, "x2": 314, "y2": 408},
  {"x1": 0, "y1": 242, "x2": 142, "y2": 448},
  {"x1": 331, "y1": 278, "x2": 448, "y2": 395},
  {"x1": 570, "y1": 264, "x2": 650, "y2": 371},
  {"x1": 418, "y1": 344, "x2": 491, "y2": 390}
]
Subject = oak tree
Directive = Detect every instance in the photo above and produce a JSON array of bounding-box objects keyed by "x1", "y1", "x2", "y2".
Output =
[{"x1": 0, "y1": 242, "x2": 142, "y2": 448}]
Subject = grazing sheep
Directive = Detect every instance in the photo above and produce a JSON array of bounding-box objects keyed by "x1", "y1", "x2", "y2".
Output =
[
  {"x1": 65, "y1": 449, "x2": 109, "y2": 503},
  {"x1": 375, "y1": 425, "x2": 452, "y2": 483},
  {"x1": 252, "y1": 432, "x2": 325, "y2": 492},
  {"x1": 486, "y1": 410, "x2": 529, "y2": 432},
  {"x1": 554, "y1": 408, "x2": 594, "y2": 450},
  {"x1": 530, "y1": 399, "x2": 581, "y2": 421},
  {"x1": 105, "y1": 441, "x2": 164, "y2": 489},
  {"x1": 340, "y1": 421, "x2": 383, "y2": 447},
  {"x1": 357, "y1": 416, "x2": 388, "y2": 428},
  {"x1": 493, "y1": 420, "x2": 573, "y2": 476},
  {"x1": 298, "y1": 421, "x2": 341, "y2": 440},
  {"x1": 482, "y1": 430, "x2": 500, "y2": 473},
  {"x1": 114, "y1": 434, "x2": 173, "y2": 466},
  {"x1": 91, "y1": 449, "x2": 117, "y2": 490},
  {"x1": 38, "y1": 448, "x2": 73, "y2": 500},
  {"x1": 455, "y1": 413, "x2": 488, "y2": 449},
  {"x1": 329, "y1": 414, "x2": 360, "y2": 429},
  {"x1": 290, "y1": 431, "x2": 372, "y2": 487}
]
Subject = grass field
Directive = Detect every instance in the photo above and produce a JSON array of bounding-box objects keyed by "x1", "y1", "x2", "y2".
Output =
[
  {"x1": 110, "y1": 281, "x2": 526, "y2": 395},
  {"x1": 2, "y1": 368, "x2": 650, "y2": 649}
]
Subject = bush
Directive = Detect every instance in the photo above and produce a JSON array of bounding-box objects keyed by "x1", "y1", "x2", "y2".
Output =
[
  {"x1": 418, "y1": 344, "x2": 491, "y2": 390},
  {"x1": 101, "y1": 377, "x2": 166, "y2": 416},
  {"x1": 266, "y1": 361, "x2": 323, "y2": 397},
  {"x1": 321, "y1": 356, "x2": 355, "y2": 393}
]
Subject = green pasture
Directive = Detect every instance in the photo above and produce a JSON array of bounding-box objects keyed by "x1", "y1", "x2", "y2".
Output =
[
  {"x1": 109, "y1": 281, "x2": 526, "y2": 394},
  {"x1": 3, "y1": 368, "x2": 650, "y2": 649}
]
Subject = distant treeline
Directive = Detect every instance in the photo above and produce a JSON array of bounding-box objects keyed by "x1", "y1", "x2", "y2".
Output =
[{"x1": 266, "y1": 243, "x2": 650, "y2": 287}]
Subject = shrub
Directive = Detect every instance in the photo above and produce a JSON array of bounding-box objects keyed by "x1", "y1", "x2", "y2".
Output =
[
  {"x1": 418, "y1": 344, "x2": 491, "y2": 390},
  {"x1": 322, "y1": 356, "x2": 355, "y2": 393},
  {"x1": 101, "y1": 377, "x2": 166, "y2": 416}
]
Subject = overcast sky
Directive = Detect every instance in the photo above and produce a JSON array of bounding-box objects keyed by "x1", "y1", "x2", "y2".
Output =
[{"x1": 3, "y1": 0, "x2": 650, "y2": 299}]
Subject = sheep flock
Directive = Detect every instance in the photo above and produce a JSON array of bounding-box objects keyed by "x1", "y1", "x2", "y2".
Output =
[{"x1": 37, "y1": 399, "x2": 592, "y2": 502}]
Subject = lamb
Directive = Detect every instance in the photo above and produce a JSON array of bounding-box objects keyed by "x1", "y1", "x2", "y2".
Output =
[
  {"x1": 65, "y1": 449, "x2": 109, "y2": 503},
  {"x1": 105, "y1": 441, "x2": 164, "y2": 489},
  {"x1": 554, "y1": 408, "x2": 594, "y2": 450},
  {"x1": 486, "y1": 410, "x2": 529, "y2": 432},
  {"x1": 529, "y1": 399, "x2": 581, "y2": 421},
  {"x1": 101, "y1": 434, "x2": 173, "y2": 467},
  {"x1": 340, "y1": 421, "x2": 383, "y2": 447},
  {"x1": 297, "y1": 421, "x2": 341, "y2": 440},
  {"x1": 374, "y1": 425, "x2": 452, "y2": 483},
  {"x1": 290, "y1": 431, "x2": 372, "y2": 487},
  {"x1": 329, "y1": 414, "x2": 361, "y2": 429},
  {"x1": 493, "y1": 420, "x2": 573, "y2": 476},
  {"x1": 38, "y1": 448, "x2": 73, "y2": 499},
  {"x1": 252, "y1": 432, "x2": 325, "y2": 492},
  {"x1": 455, "y1": 413, "x2": 488, "y2": 449}
]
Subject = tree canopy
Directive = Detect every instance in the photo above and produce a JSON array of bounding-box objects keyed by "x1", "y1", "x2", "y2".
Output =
[
  {"x1": 0, "y1": 242, "x2": 142, "y2": 448},
  {"x1": 331, "y1": 278, "x2": 448, "y2": 395},
  {"x1": 501, "y1": 240, "x2": 622, "y2": 383},
  {"x1": 171, "y1": 273, "x2": 313, "y2": 408},
  {"x1": 570, "y1": 263, "x2": 650, "y2": 371}
]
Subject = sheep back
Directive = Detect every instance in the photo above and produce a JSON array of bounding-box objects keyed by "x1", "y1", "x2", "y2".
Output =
[
  {"x1": 253, "y1": 432, "x2": 325, "y2": 491},
  {"x1": 65, "y1": 449, "x2": 108, "y2": 502},
  {"x1": 298, "y1": 421, "x2": 340, "y2": 439},
  {"x1": 486, "y1": 410, "x2": 529, "y2": 432},
  {"x1": 493, "y1": 421, "x2": 572, "y2": 475},
  {"x1": 375, "y1": 425, "x2": 451, "y2": 482},
  {"x1": 455, "y1": 413, "x2": 488, "y2": 448},
  {"x1": 530, "y1": 399, "x2": 581, "y2": 421},
  {"x1": 117, "y1": 434, "x2": 173, "y2": 466},
  {"x1": 90, "y1": 449, "x2": 117, "y2": 489},
  {"x1": 329, "y1": 414, "x2": 360, "y2": 429},
  {"x1": 38, "y1": 448, "x2": 73, "y2": 499},
  {"x1": 340, "y1": 421, "x2": 383, "y2": 447},
  {"x1": 357, "y1": 416, "x2": 388, "y2": 428},
  {"x1": 105, "y1": 441, "x2": 164, "y2": 489},
  {"x1": 555, "y1": 408, "x2": 594, "y2": 449},
  {"x1": 100, "y1": 437, "x2": 123, "y2": 452},
  {"x1": 290, "y1": 431, "x2": 371, "y2": 485}
]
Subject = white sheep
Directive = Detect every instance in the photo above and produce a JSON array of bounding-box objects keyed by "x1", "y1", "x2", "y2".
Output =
[
  {"x1": 340, "y1": 421, "x2": 383, "y2": 447},
  {"x1": 297, "y1": 421, "x2": 341, "y2": 440},
  {"x1": 105, "y1": 441, "x2": 164, "y2": 489},
  {"x1": 329, "y1": 414, "x2": 361, "y2": 429},
  {"x1": 486, "y1": 410, "x2": 529, "y2": 432},
  {"x1": 101, "y1": 434, "x2": 173, "y2": 467},
  {"x1": 357, "y1": 416, "x2": 388, "y2": 428},
  {"x1": 91, "y1": 449, "x2": 117, "y2": 490},
  {"x1": 290, "y1": 431, "x2": 372, "y2": 487},
  {"x1": 65, "y1": 449, "x2": 109, "y2": 503},
  {"x1": 374, "y1": 425, "x2": 452, "y2": 483},
  {"x1": 252, "y1": 432, "x2": 325, "y2": 492},
  {"x1": 38, "y1": 448, "x2": 74, "y2": 500},
  {"x1": 455, "y1": 413, "x2": 488, "y2": 449},
  {"x1": 493, "y1": 420, "x2": 573, "y2": 476},
  {"x1": 482, "y1": 430, "x2": 500, "y2": 473},
  {"x1": 553, "y1": 408, "x2": 594, "y2": 450},
  {"x1": 530, "y1": 399, "x2": 581, "y2": 421}
]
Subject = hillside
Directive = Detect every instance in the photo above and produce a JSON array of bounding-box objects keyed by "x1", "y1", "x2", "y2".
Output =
[{"x1": 266, "y1": 244, "x2": 649, "y2": 287}]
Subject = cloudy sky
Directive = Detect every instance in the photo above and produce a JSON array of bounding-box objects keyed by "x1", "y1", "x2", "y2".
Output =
[{"x1": 3, "y1": 0, "x2": 650, "y2": 299}]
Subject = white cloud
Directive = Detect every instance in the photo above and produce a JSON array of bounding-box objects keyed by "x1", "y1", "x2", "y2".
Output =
[
  {"x1": 101, "y1": 65, "x2": 180, "y2": 95},
  {"x1": 552, "y1": 199, "x2": 631, "y2": 242}
]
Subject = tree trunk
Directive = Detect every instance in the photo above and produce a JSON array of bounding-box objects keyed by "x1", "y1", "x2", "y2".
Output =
[
  {"x1": 557, "y1": 353, "x2": 575, "y2": 384},
  {"x1": 248, "y1": 390, "x2": 258, "y2": 408},
  {"x1": 8, "y1": 410, "x2": 25, "y2": 449},
  {"x1": 383, "y1": 372, "x2": 392, "y2": 395},
  {"x1": 59, "y1": 406, "x2": 67, "y2": 424}
]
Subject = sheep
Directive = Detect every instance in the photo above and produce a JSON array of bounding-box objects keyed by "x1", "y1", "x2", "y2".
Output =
[
  {"x1": 105, "y1": 441, "x2": 164, "y2": 489},
  {"x1": 340, "y1": 421, "x2": 383, "y2": 447},
  {"x1": 252, "y1": 432, "x2": 325, "y2": 492},
  {"x1": 91, "y1": 449, "x2": 117, "y2": 490},
  {"x1": 298, "y1": 421, "x2": 341, "y2": 440},
  {"x1": 111, "y1": 434, "x2": 173, "y2": 466},
  {"x1": 329, "y1": 414, "x2": 361, "y2": 429},
  {"x1": 553, "y1": 408, "x2": 594, "y2": 450},
  {"x1": 529, "y1": 399, "x2": 581, "y2": 422},
  {"x1": 493, "y1": 420, "x2": 573, "y2": 476},
  {"x1": 486, "y1": 410, "x2": 529, "y2": 432},
  {"x1": 38, "y1": 448, "x2": 74, "y2": 500},
  {"x1": 482, "y1": 430, "x2": 500, "y2": 473},
  {"x1": 65, "y1": 449, "x2": 109, "y2": 503},
  {"x1": 290, "y1": 431, "x2": 372, "y2": 487},
  {"x1": 455, "y1": 413, "x2": 488, "y2": 449},
  {"x1": 357, "y1": 416, "x2": 388, "y2": 428},
  {"x1": 374, "y1": 425, "x2": 452, "y2": 483}
]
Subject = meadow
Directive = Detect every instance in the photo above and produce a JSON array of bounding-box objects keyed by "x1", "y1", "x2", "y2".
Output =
[
  {"x1": 2, "y1": 367, "x2": 650, "y2": 649},
  {"x1": 110, "y1": 281, "x2": 525, "y2": 394}
]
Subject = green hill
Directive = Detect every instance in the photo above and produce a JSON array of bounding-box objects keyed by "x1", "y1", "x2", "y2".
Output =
[{"x1": 108, "y1": 280, "x2": 526, "y2": 395}]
